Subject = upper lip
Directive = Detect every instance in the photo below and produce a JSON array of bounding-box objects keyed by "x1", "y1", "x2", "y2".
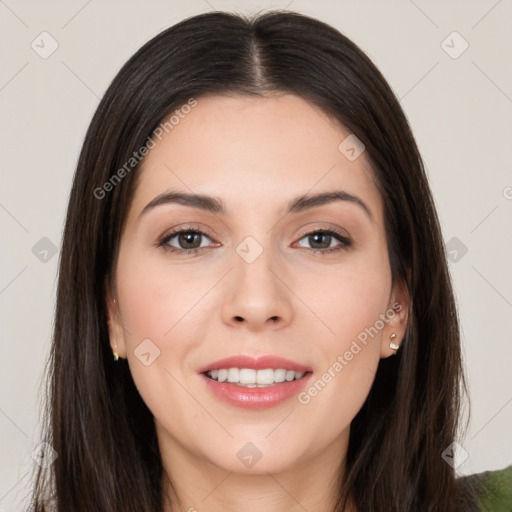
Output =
[{"x1": 197, "y1": 355, "x2": 312, "y2": 373}]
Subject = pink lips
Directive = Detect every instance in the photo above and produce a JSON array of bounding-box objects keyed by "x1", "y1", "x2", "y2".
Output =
[{"x1": 198, "y1": 355, "x2": 313, "y2": 410}]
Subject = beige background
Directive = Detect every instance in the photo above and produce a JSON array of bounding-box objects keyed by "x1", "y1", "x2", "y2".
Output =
[{"x1": 1, "y1": 0, "x2": 511, "y2": 509}]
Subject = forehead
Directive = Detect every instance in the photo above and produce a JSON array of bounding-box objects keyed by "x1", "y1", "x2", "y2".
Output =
[{"x1": 128, "y1": 93, "x2": 383, "y2": 224}]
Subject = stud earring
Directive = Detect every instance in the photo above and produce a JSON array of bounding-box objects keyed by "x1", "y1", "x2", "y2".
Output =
[
  {"x1": 389, "y1": 333, "x2": 400, "y2": 351},
  {"x1": 113, "y1": 339, "x2": 120, "y2": 362}
]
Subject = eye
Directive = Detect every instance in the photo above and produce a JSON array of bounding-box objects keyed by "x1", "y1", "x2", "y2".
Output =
[
  {"x1": 157, "y1": 228, "x2": 216, "y2": 254},
  {"x1": 156, "y1": 226, "x2": 352, "y2": 256},
  {"x1": 295, "y1": 228, "x2": 352, "y2": 254}
]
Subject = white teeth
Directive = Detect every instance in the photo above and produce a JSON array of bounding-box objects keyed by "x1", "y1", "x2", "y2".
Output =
[
  {"x1": 205, "y1": 368, "x2": 307, "y2": 386},
  {"x1": 256, "y1": 369, "x2": 275, "y2": 385},
  {"x1": 274, "y1": 369, "x2": 286, "y2": 383},
  {"x1": 239, "y1": 368, "x2": 256, "y2": 384},
  {"x1": 227, "y1": 368, "x2": 239, "y2": 383}
]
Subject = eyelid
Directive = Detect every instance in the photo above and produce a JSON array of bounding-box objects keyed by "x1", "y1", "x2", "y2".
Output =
[
  {"x1": 295, "y1": 225, "x2": 350, "y2": 241},
  {"x1": 158, "y1": 223, "x2": 215, "y2": 240}
]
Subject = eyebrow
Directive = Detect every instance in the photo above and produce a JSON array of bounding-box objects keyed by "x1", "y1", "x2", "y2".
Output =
[{"x1": 139, "y1": 189, "x2": 373, "y2": 221}]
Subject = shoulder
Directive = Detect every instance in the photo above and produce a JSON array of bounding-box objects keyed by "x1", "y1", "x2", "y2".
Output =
[{"x1": 457, "y1": 464, "x2": 512, "y2": 511}]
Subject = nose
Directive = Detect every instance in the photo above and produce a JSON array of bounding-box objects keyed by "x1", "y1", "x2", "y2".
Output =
[{"x1": 221, "y1": 243, "x2": 294, "y2": 332}]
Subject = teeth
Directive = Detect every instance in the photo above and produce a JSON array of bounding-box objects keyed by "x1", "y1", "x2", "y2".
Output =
[
  {"x1": 227, "y1": 368, "x2": 239, "y2": 382},
  {"x1": 205, "y1": 368, "x2": 306, "y2": 386}
]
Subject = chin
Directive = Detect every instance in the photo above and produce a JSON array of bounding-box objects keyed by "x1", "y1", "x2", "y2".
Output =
[{"x1": 201, "y1": 437, "x2": 307, "y2": 475}]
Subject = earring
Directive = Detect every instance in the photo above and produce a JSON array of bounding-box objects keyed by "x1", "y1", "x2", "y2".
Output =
[
  {"x1": 113, "y1": 339, "x2": 120, "y2": 361},
  {"x1": 389, "y1": 333, "x2": 400, "y2": 351}
]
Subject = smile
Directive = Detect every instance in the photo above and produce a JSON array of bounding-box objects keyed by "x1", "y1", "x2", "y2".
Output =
[{"x1": 204, "y1": 368, "x2": 307, "y2": 387}]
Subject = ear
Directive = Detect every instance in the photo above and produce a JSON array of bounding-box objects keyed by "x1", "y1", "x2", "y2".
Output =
[
  {"x1": 105, "y1": 280, "x2": 127, "y2": 359},
  {"x1": 380, "y1": 277, "x2": 410, "y2": 358}
]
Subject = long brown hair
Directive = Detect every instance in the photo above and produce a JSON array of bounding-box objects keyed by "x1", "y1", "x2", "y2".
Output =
[{"x1": 29, "y1": 10, "x2": 477, "y2": 511}]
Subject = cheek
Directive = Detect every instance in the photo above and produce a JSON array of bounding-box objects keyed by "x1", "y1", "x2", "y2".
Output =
[
  {"x1": 113, "y1": 248, "x2": 207, "y2": 399},
  {"x1": 296, "y1": 300, "x2": 384, "y2": 451},
  {"x1": 295, "y1": 253, "x2": 390, "y2": 430},
  {"x1": 114, "y1": 259, "x2": 208, "y2": 443},
  {"x1": 301, "y1": 249, "x2": 391, "y2": 350},
  {"x1": 116, "y1": 246, "x2": 209, "y2": 343}
]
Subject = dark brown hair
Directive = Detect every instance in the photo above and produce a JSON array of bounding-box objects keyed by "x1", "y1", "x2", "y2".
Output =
[{"x1": 29, "y1": 10, "x2": 477, "y2": 511}]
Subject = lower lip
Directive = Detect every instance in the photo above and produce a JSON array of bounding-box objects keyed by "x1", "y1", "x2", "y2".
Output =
[{"x1": 200, "y1": 372, "x2": 313, "y2": 410}]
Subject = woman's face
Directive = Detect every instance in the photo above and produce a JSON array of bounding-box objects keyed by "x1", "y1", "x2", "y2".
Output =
[{"x1": 107, "y1": 93, "x2": 408, "y2": 475}]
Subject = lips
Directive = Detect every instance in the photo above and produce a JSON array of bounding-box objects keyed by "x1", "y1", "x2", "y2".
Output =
[
  {"x1": 197, "y1": 354, "x2": 313, "y2": 409},
  {"x1": 197, "y1": 355, "x2": 312, "y2": 374}
]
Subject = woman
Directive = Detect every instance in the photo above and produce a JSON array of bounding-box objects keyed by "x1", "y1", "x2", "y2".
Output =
[{"x1": 29, "y1": 9, "x2": 511, "y2": 512}]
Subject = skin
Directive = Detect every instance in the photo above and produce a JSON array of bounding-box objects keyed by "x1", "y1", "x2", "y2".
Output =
[{"x1": 106, "y1": 93, "x2": 409, "y2": 512}]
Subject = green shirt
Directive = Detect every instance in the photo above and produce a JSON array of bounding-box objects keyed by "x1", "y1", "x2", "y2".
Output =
[{"x1": 460, "y1": 464, "x2": 512, "y2": 511}]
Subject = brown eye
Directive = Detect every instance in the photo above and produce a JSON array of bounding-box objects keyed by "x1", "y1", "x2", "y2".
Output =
[
  {"x1": 296, "y1": 229, "x2": 352, "y2": 254},
  {"x1": 174, "y1": 231, "x2": 203, "y2": 250},
  {"x1": 158, "y1": 229, "x2": 213, "y2": 254}
]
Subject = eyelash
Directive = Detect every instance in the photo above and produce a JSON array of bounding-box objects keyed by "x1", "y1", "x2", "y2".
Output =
[{"x1": 156, "y1": 226, "x2": 352, "y2": 256}]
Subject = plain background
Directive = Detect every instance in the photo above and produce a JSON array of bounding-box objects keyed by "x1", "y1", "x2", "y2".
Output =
[{"x1": 1, "y1": 0, "x2": 511, "y2": 509}]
